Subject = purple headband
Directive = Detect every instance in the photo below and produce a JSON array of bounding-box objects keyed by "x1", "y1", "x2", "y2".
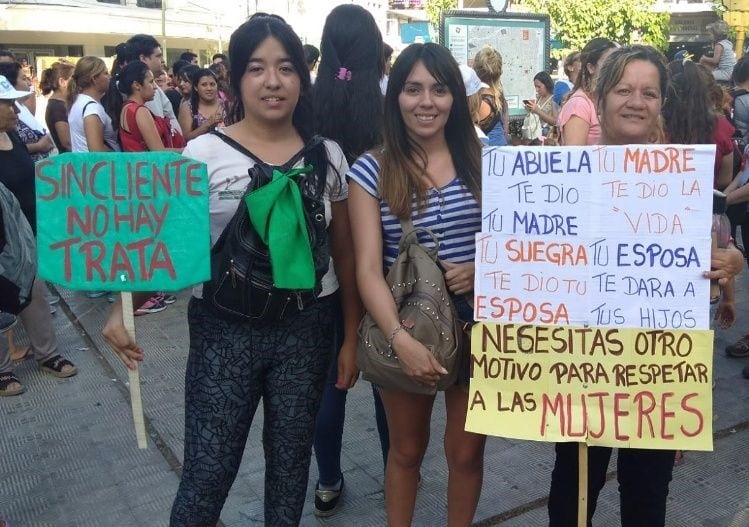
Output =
[{"x1": 336, "y1": 67, "x2": 352, "y2": 81}]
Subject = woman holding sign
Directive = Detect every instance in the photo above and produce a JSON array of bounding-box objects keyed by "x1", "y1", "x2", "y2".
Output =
[
  {"x1": 547, "y1": 45, "x2": 745, "y2": 527},
  {"x1": 103, "y1": 14, "x2": 359, "y2": 526},
  {"x1": 347, "y1": 43, "x2": 485, "y2": 526}
]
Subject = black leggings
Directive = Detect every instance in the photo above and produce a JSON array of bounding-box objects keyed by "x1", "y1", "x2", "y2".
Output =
[
  {"x1": 548, "y1": 443, "x2": 675, "y2": 527},
  {"x1": 170, "y1": 296, "x2": 334, "y2": 526}
]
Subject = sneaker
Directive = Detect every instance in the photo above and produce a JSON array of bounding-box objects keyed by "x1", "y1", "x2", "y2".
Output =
[
  {"x1": 314, "y1": 476, "x2": 344, "y2": 517},
  {"x1": 46, "y1": 294, "x2": 60, "y2": 305},
  {"x1": 49, "y1": 304, "x2": 57, "y2": 315},
  {"x1": 726, "y1": 334, "x2": 749, "y2": 358},
  {"x1": 85, "y1": 291, "x2": 108, "y2": 299},
  {"x1": 38, "y1": 355, "x2": 77, "y2": 378},
  {"x1": 158, "y1": 292, "x2": 177, "y2": 304},
  {"x1": 0, "y1": 312, "x2": 17, "y2": 334},
  {"x1": 134, "y1": 295, "x2": 167, "y2": 316},
  {"x1": 106, "y1": 293, "x2": 117, "y2": 303}
]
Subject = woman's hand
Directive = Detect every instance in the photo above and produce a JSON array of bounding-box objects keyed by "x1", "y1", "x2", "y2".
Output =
[
  {"x1": 525, "y1": 100, "x2": 538, "y2": 114},
  {"x1": 102, "y1": 301, "x2": 143, "y2": 370},
  {"x1": 392, "y1": 331, "x2": 447, "y2": 387},
  {"x1": 705, "y1": 245, "x2": 745, "y2": 285},
  {"x1": 335, "y1": 341, "x2": 359, "y2": 390},
  {"x1": 441, "y1": 261, "x2": 474, "y2": 295}
]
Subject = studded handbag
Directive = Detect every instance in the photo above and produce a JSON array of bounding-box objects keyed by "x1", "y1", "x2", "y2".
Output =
[{"x1": 356, "y1": 218, "x2": 463, "y2": 395}]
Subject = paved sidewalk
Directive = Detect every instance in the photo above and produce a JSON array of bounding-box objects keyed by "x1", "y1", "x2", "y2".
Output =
[{"x1": 1, "y1": 277, "x2": 748, "y2": 526}]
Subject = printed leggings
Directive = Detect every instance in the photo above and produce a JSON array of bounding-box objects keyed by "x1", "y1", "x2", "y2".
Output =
[{"x1": 170, "y1": 296, "x2": 334, "y2": 527}]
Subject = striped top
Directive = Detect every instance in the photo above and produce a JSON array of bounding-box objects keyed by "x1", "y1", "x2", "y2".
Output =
[{"x1": 347, "y1": 153, "x2": 481, "y2": 269}]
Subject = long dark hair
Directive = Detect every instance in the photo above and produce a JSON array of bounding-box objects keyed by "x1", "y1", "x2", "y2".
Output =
[
  {"x1": 109, "y1": 61, "x2": 151, "y2": 132},
  {"x1": 228, "y1": 15, "x2": 313, "y2": 141},
  {"x1": 663, "y1": 60, "x2": 714, "y2": 144},
  {"x1": 380, "y1": 43, "x2": 481, "y2": 219},
  {"x1": 189, "y1": 68, "x2": 218, "y2": 119},
  {"x1": 228, "y1": 15, "x2": 334, "y2": 195},
  {"x1": 312, "y1": 4, "x2": 384, "y2": 164}
]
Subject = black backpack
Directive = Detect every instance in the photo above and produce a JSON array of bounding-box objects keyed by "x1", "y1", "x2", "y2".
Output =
[{"x1": 202, "y1": 131, "x2": 331, "y2": 324}]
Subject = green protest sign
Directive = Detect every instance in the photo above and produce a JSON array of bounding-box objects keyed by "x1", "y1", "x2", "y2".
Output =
[{"x1": 35, "y1": 152, "x2": 210, "y2": 291}]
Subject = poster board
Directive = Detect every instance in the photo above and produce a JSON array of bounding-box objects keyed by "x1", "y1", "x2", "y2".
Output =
[
  {"x1": 440, "y1": 11, "x2": 550, "y2": 118},
  {"x1": 35, "y1": 152, "x2": 210, "y2": 291},
  {"x1": 466, "y1": 145, "x2": 716, "y2": 451}
]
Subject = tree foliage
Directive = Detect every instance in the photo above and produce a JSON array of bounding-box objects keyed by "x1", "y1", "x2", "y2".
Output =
[
  {"x1": 522, "y1": 0, "x2": 670, "y2": 52},
  {"x1": 425, "y1": 0, "x2": 458, "y2": 30}
]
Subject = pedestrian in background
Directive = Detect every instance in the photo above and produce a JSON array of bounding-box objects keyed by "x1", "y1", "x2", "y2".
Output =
[{"x1": 40, "y1": 60, "x2": 74, "y2": 152}]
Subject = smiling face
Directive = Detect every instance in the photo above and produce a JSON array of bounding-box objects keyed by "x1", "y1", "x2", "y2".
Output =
[
  {"x1": 240, "y1": 36, "x2": 300, "y2": 126},
  {"x1": 601, "y1": 59, "x2": 662, "y2": 144},
  {"x1": 195, "y1": 74, "x2": 217, "y2": 102},
  {"x1": 398, "y1": 60, "x2": 453, "y2": 144},
  {"x1": 0, "y1": 99, "x2": 19, "y2": 132}
]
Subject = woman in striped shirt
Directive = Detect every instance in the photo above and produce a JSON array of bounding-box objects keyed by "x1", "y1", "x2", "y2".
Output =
[{"x1": 348, "y1": 43, "x2": 485, "y2": 527}]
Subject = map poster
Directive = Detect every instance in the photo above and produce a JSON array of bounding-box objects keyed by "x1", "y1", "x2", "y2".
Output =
[{"x1": 440, "y1": 11, "x2": 550, "y2": 118}]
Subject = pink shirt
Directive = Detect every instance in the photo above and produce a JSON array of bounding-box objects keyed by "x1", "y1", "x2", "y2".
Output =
[{"x1": 558, "y1": 90, "x2": 600, "y2": 145}]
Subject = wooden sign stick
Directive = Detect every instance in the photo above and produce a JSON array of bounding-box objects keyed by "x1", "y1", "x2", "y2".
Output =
[
  {"x1": 121, "y1": 292, "x2": 148, "y2": 449},
  {"x1": 577, "y1": 442, "x2": 588, "y2": 527}
]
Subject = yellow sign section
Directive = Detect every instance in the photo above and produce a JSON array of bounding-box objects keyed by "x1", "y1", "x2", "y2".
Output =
[{"x1": 465, "y1": 323, "x2": 714, "y2": 451}]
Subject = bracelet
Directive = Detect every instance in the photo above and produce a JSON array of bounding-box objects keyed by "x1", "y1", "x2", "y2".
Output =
[{"x1": 387, "y1": 323, "x2": 406, "y2": 350}]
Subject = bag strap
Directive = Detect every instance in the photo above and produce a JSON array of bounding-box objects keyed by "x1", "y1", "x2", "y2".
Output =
[
  {"x1": 209, "y1": 130, "x2": 323, "y2": 171},
  {"x1": 398, "y1": 217, "x2": 439, "y2": 259}
]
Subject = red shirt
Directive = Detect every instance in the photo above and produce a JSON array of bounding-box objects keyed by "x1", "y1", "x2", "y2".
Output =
[
  {"x1": 119, "y1": 100, "x2": 173, "y2": 152},
  {"x1": 712, "y1": 115, "x2": 735, "y2": 185}
]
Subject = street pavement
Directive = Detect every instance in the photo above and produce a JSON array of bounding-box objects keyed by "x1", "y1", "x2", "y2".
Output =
[{"x1": 1, "y1": 275, "x2": 748, "y2": 527}]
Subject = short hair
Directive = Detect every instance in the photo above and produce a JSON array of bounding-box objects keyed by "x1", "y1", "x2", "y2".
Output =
[
  {"x1": 127, "y1": 34, "x2": 161, "y2": 61},
  {"x1": 212, "y1": 53, "x2": 227, "y2": 63},
  {"x1": 733, "y1": 57, "x2": 749, "y2": 84},
  {"x1": 0, "y1": 49, "x2": 15, "y2": 61},
  {"x1": 171, "y1": 59, "x2": 190, "y2": 77},
  {"x1": 179, "y1": 51, "x2": 198, "y2": 63},
  {"x1": 0, "y1": 62, "x2": 22, "y2": 87},
  {"x1": 303, "y1": 44, "x2": 320, "y2": 68},
  {"x1": 707, "y1": 20, "x2": 729, "y2": 41}
]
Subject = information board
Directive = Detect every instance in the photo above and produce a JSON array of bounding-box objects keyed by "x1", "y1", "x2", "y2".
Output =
[{"x1": 440, "y1": 11, "x2": 550, "y2": 118}]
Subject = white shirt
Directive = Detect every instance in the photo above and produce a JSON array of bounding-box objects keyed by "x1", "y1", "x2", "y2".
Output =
[
  {"x1": 145, "y1": 86, "x2": 182, "y2": 134},
  {"x1": 68, "y1": 94, "x2": 121, "y2": 152},
  {"x1": 182, "y1": 130, "x2": 349, "y2": 298}
]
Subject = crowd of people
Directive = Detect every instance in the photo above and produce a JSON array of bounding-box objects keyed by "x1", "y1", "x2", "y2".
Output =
[{"x1": 0, "y1": 6, "x2": 748, "y2": 527}]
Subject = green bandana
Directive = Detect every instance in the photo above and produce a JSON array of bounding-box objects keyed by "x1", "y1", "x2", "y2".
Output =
[{"x1": 245, "y1": 165, "x2": 316, "y2": 289}]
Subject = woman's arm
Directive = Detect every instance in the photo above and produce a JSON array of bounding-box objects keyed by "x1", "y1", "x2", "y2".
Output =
[
  {"x1": 700, "y1": 44, "x2": 722, "y2": 68},
  {"x1": 715, "y1": 150, "x2": 734, "y2": 191},
  {"x1": 135, "y1": 106, "x2": 174, "y2": 152},
  {"x1": 53, "y1": 121, "x2": 72, "y2": 151},
  {"x1": 329, "y1": 200, "x2": 363, "y2": 390},
  {"x1": 83, "y1": 114, "x2": 108, "y2": 152},
  {"x1": 179, "y1": 102, "x2": 217, "y2": 141},
  {"x1": 25, "y1": 133, "x2": 55, "y2": 154},
  {"x1": 561, "y1": 115, "x2": 591, "y2": 146},
  {"x1": 529, "y1": 100, "x2": 558, "y2": 127},
  {"x1": 348, "y1": 182, "x2": 447, "y2": 385}
]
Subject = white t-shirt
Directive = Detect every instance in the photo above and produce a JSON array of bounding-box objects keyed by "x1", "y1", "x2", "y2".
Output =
[
  {"x1": 145, "y1": 86, "x2": 182, "y2": 134},
  {"x1": 68, "y1": 94, "x2": 121, "y2": 152},
  {"x1": 182, "y1": 130, "x2": 349, "y2": 298}
]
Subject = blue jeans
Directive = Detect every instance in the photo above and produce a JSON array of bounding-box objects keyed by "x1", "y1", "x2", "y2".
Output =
[{"x1": 313, "y1": 295, "x2": 390, "y2": 486}]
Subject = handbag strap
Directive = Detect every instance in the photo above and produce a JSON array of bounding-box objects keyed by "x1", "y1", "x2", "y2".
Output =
[{"x1": 398, "y1": 216, "x2": 439, "y2": 259}]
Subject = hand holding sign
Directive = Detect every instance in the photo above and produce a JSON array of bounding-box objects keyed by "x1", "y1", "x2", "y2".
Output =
[{"x1": 36, "y1": 152, "x2": 209, "y2": 449}]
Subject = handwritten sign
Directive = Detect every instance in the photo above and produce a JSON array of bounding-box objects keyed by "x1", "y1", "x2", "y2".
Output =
[
  {"x1": 35, "y1": 152, "x2": 210, "y2": 291},
  {"x1": 465, "y1": 323, "x2": 713, "y2": 450},
  {"x1": 475, "y1": 145, "x2": 715, "y2": 329},
  {"x1": 470, "y1": 145, "x2": 716, "y2": 451}
]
